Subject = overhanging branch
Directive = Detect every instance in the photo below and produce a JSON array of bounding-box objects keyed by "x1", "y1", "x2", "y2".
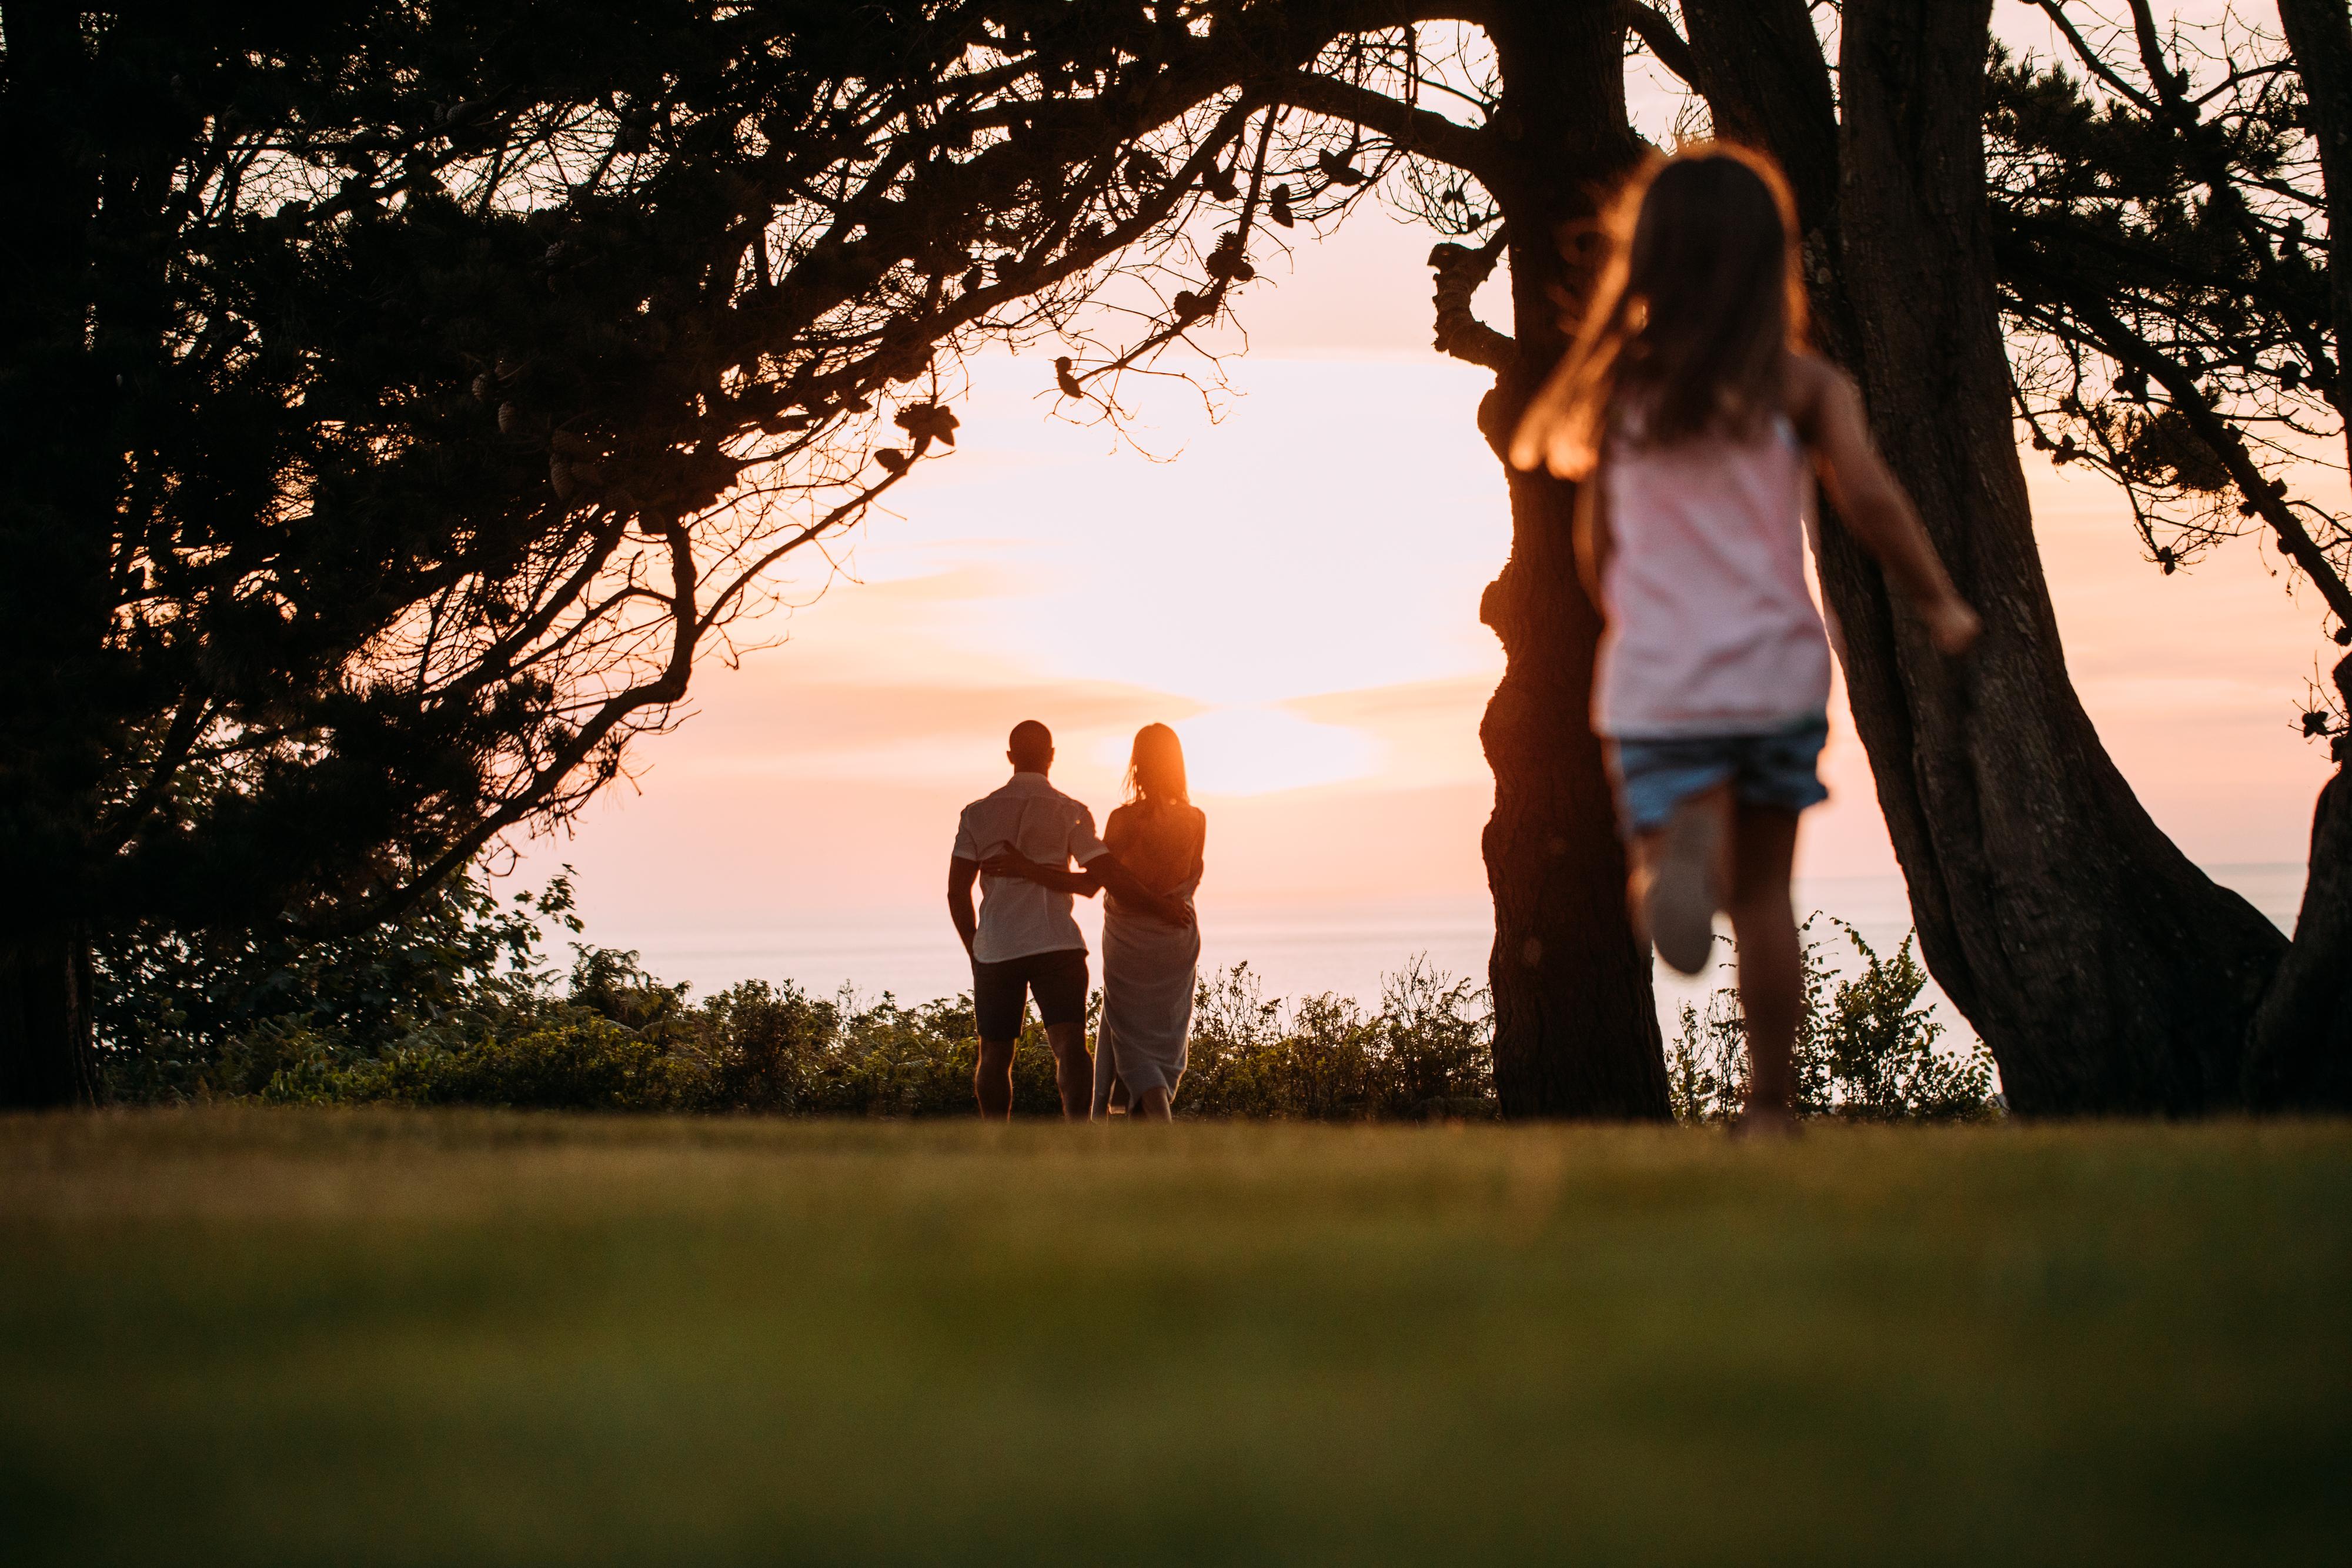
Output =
[
  {"x1": 2063, "y1": 290, "x2": 2352, "y2": 628},
  {"x1": 1624, "y1": 2, "x2": 1700, "y2": 89},
  {"x1": 1272, "y1": 71, "x2": 1496, "y2": 181}
]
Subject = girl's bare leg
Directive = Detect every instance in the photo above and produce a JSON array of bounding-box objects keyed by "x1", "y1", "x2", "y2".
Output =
[
  {"x1": 1632, "y1": 784, "x2": 1732, "y2": 975},
  {"x1": 1129, "y1": 1085, "x2": 1172, "y2": 1122},
  {"x1": 1725, "y1": 802, "x2": 1802, "y2": 1131}
]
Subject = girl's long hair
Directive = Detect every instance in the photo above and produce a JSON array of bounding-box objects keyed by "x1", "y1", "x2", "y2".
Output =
[
  {"x1": 1122, "y1": 723, "x2": 1188, "y2": 808},
  {"x1": 1509, "y1": 145, "x2": 1807, "y2": 480}
]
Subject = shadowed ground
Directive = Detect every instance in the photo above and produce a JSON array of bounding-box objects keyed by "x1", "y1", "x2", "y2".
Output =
[{"x1": 2, "y1": 1111, "x2": 2343, "y2": 1565}]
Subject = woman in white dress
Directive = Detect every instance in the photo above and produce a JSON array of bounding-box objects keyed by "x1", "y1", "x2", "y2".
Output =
[{"x1": 984, "y1": 724, "x2": 1204, "y2": 1121}]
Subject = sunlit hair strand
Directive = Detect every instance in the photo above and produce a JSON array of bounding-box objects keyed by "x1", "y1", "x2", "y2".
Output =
[
  {"x1": 1509, "y1": 144, "x2": 1808, "y2": 479},
  {"x1": 1122, "y1": 723, "x2": 1188, "y2": 808}
]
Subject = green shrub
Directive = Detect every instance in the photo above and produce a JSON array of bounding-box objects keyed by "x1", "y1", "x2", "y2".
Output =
[
  {"x1": 1182, "y1": 959, "x2": 1494, "y2": 1119},
  {"x1": 95, "y1": 870, "x2": 581, "y2": 1102},
  {"x1": 566, "y1": 944, "x2": 693, "y2": 1037},
  {"x1": 275, "y1": 1015, "x2": 699, "y2": 1112},
  {"x1": 683, "y1": 980, "x2": 845, "y2": 1114},
  {"x1": 1820, "y1": 925, "x2": 1997, "y2": 1119},
  {"x1": 1378, "y1": 958, "x2": 1496, "y2": 1115},
  {"x1": 1668, "y1": 917, "x2": 2000, "y2": 1124},
  {"x1": 232, "y1": 954, "x2": 1492, "y2": 1121},
  {"x1": 100, "y1": 862, "x2": 1977, "y2": 1124},
  {"x1": 811, "y1": 993, "x2": 991, "y2": 1117}
]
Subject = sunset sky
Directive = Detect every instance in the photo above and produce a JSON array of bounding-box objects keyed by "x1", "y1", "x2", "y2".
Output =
[{"x1": 510, "y1": 1, "x2": 2336, "y2": 1002}]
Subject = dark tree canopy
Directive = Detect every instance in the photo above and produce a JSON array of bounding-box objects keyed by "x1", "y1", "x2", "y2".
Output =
[
  {"x1": 8, "y1": 0, "x2": 2346, "y2": 1114},
  {"x1": 1, "y1": 0, "x2": 1435, "y2": 1100}
]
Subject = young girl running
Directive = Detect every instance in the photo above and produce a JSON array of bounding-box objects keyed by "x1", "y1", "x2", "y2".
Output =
[{"x1": 1510, "y1": 146, "x2": 1980, "y2": 1132}]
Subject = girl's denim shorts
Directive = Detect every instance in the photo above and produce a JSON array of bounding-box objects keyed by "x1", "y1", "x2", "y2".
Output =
[{"x1": 1603, "y1": 714, "x2": 1831, "y2": 837}]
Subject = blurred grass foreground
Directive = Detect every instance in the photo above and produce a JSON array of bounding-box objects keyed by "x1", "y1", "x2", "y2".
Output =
[{"x1": 4, "y1": 1111, "x2": 2343, "y2": 1565}]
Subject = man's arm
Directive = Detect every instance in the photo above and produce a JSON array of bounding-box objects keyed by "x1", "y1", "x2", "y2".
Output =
[
  {"x1": 978, "y1": 849, "x2": 1101, "y2": 895},
  {"x1": 947, "y1": 856, "x2": 980, "y2": 957}
]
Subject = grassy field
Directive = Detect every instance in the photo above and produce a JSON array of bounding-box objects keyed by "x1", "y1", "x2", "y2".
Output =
[{"x1": 2, "y1": 1112, "x2": 2344, "y2": 1566}]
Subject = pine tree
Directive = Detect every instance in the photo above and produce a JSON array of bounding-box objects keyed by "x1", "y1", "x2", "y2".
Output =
[{"x1": 0, "y1": 0, "x2": 1385, "y2": 1104}]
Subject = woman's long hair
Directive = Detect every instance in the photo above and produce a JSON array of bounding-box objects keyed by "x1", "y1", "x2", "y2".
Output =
[
  {"x1": 1123, "y1": 723, "x2": 1188, "y2": 808},
  {"x1": 1509, "y1": 145, "x2": 1807, "y2": 480}
]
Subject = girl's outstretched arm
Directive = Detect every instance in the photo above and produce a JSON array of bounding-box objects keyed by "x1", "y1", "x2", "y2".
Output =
[{"x1": 1790, "y1": 355, "x2": 1982, "y2": 656}]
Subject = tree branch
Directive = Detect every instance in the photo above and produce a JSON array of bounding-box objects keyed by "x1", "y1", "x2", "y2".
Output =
[
  {"x1": 1272, "y1": 71, "x2": 1495, "y2": 180},
  {"x1": 1071, "y1": 108, "x2": 1283, "y2": 391},
  {"x1": 2092, "y1": 1, "x2": 2347, "y2": 440},
  {"x1": 1623, "y1": 3, "x2": 1700, "y2": 89},
  {"x1": 1428, "y1": 230, "x2": 1514, "y2": 372},
  {"x1": 2030, "y1": 1, "x2": 2159, "y2": 112},
  {"x1": 2062, "y1": 290, "x2": 2352, "y2": 627},
  {"x1": 94, "y1": 695, "x2": 211, "y2": 855}
]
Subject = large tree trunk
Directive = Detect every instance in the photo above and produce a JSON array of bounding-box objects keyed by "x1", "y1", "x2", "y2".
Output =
[
  {"x1": 2245, "y1": 1, "x2": 2352, "y2": 1107},
  {"x1": 1477, "y1": 2, "x2": 1669, "y2": 1119},
  {"x1": 0, "y1": 927, "x2": 98, "y2": 1108},
  {"x1": 0, "y1": 10, "x2": 108, "y2": 1111},
  {"x1": 2276, "y1": 0, "x2": 2352, "y2": 476},
  {"x1": 1818, "y1": 0, "x2": 2285, "y2": 1114},
  {"x1": 2244, "y1": 654, "x2": 2352, "y2": 1110}
]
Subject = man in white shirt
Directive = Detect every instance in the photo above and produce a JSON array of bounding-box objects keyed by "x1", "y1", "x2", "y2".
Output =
[{"x1": 948, "y1": 720, "x2": 1190, "y2": 1119}]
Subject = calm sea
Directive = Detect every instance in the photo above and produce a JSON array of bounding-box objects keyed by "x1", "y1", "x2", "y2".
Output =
[{"x1": 606, "y1": 864, "x2": 2306, "y2": 1048}]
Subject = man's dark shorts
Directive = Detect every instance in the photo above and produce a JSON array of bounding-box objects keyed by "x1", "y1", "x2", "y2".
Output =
[{"x1": 973, "y1": 947, "x2": 1089, "y2": 1041}]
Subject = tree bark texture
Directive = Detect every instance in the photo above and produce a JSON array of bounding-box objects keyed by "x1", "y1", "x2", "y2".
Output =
[
  {"x1": 1478, "y1": 1, "x2": 1669, "y2": 1119},
  {"x1": 0, "y1": 7, "x2": 114, "y2": 1109},
  {"x1": 0, "y1": 931, "x2": 98, "y2": 1108},
  {"x1": 2244, "y1": 654, "x2": 2352, "y2": 1110},
  {"x1": 1819, "y1": 0, "x2": 2286, "y2": 1113},
  {"x1": 2247, "y1": 1, "x2": 2352, "y2": 1105}
]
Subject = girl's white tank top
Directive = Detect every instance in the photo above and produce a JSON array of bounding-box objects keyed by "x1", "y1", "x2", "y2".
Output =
[{"x1": 1593, "y1": 412, "x2": 1834, "y2": 739}]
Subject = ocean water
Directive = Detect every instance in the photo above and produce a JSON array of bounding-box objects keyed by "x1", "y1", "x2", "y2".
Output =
[{"x1": 610, "y1": 864, "x2": 2306, "y2": 1048}]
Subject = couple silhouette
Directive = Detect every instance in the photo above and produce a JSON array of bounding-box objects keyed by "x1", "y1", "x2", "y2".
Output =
[{"x1": 948, "y1": 720, "x2": 1205, "y2": 1121}]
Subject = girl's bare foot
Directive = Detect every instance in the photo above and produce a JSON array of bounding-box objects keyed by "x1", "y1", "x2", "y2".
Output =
[{"x1": 1644, "y1": 797, "x2": 1725, "y2": 975}]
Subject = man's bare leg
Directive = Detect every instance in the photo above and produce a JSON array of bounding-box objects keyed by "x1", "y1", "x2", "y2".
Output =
[
  {"x1": 1045, "y1": 1021, "x2": 1091, "y2": 1120},
  {"x1": 974, "y1": 1037, "x2": 1016, "y2": 1121},
  {"x1": 1725, "y1": 802, "x2": 1802, "y2": 1134}
]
